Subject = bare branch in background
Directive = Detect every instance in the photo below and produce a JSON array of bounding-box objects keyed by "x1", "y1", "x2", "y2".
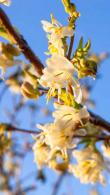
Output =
[
  {"x1": 0, "y1": 8, "x2": 44, "y2": 76},
  {"x1": 51, "y1": 173, "x2": 66, "y2": 195}
]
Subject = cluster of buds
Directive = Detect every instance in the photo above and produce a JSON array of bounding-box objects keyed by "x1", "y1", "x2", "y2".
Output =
[
  {"x1": 72, "y1": 38, "x2": 97, "y2": 78},
  {"x1": 32, "y1": 0, "x2": 107, "y2": 186}
]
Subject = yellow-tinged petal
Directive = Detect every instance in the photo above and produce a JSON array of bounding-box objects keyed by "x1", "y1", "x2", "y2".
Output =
[{"x1": 0, "y1": 0, "x2": 11, "y2": 6}]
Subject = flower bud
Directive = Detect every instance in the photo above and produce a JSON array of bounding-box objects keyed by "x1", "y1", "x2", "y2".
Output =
[{"x1": 21, "y1": 81, "x2": 39, "y2": 99}]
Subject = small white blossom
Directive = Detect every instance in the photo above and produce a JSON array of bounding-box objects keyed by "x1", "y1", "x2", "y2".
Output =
[
  {"x1": 33, "y1": 139, "x2": 49, "y2": 168},
  {"x1": 39, "y1": 54, "x2": 74, "y2": 98},
  {"x1": 37, "y1": 123, "x2": 74, "y2": 151},
  {"x1": 41, "y1": 19, "x2": 73, "y2": 39},
  {"x1": 53, "y1": 103, "x2": 89, "y2": 130},
  {"x1": 41, "y1": 17, "x2": 73, "y2": 55},
  {"x1": 41, "y1": 21, "x2": 54, "y2": 33},
  {"x1": 69, "y1": 147, "x2": 105, "y2": 185}
]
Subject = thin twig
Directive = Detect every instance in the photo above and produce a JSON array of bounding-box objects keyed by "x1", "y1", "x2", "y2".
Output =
[
  {"x1": 67, "y1": 35, "x2": 74, "y2": 59},
  {"x1": 7, "y1": 125, "x2": 40, "y2": 134},
  {"x1": 1, "y1": 121, "x2": 110, "y2": 141},
  {"x1": 0, "y1": 8, "x2": 44, "y2": 76},
  {"x1": 1, "y1": 108, "x2": 110, "y2": 136},
  {"x1": 51, "y1": 173, "x2": 65, "y2": 195},
  {"x1": 73, "y1": 134, "x2": 110, "y2": 141}
]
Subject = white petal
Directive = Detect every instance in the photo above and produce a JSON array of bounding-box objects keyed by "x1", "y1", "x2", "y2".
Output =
[{"x1": 41, "y1": 20, "x2": 53, "y2": 33}]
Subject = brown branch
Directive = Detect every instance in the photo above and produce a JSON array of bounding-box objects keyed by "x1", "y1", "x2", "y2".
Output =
[
  {"x1": 7, "y1": 124, "x2": 40, "y2": 134},
  {"x1": 3, "y1": 124, "x2": 110, "y2": 142},
  {"x1": 89, "y1": 111, "x2": 110, "y2": 132},
  {"x1": 0, "y1": 110, "x2": 110, "y2": 136},
  {"x1": 73, "y1": 134, "x2": 110, "y2": 141},
  {"x1": 0, "y1": 7, "x2": 44, "y2": 76}
]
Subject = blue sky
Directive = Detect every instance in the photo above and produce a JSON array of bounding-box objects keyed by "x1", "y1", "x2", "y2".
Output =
[{"x1": 1, "y1": 0, "x2": 110, "y2": 194}]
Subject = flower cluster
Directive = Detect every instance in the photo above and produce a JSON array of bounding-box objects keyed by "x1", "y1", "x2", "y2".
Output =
[
  {"x1": 33, "y1": 12, "x2": 89, "y2": 171},
  {"x1": 0, "y1": 0, "x2": 108, "y2": 187},
  {"x1": 33, "y1": 104, "x2": 89, "y2": 170},
  {"x1": 32, "y1": 0, "x2": 108, "y2": 186}
]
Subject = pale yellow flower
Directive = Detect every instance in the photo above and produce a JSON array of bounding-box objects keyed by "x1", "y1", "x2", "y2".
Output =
[
  {"x1": 33, "y1": 129, "x2": 70, "y2": 170},
  {"x1": 39, "y1": 54, "x2": 74, "y2": 99},
  {"x1": 69, "y1": 147, "x2": 105, "y2": 184},
  {"x1": 53, "y1": 103, "x2": 89, "y2": 130},
  {"x1": 73, "y1": 146, "x2": 102, "y2": 162},
  {"x1": 37, "y1": 123, "x2": 74, "y2": 150},
  {"x1": 33, "y1": 140, "x2": 49, "y2": 168},
  {"x1": 0, "y1": 0, "x2": 11, "y2": 6},
  {"x1": 41, "y1": 19, "x2": 73, "y2": 39},
  {"x1": 41, "y1": 17, "x2": 73, "y2": 55}
]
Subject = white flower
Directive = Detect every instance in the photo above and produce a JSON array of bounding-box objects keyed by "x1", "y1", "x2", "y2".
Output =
[
  {"x1": 41, "y1": 17, "x2": 73, "y2": 55},
  {"x1": 33, "y1": 140, "x2": 49, "y2": 168},
  {"x1": 69, "y1": 147, "x2": 105, "y2": 184},
  {"x1": 0, "y1": 0, "x2": 11, "y2": 6},
  {"x1": 73, "y1": 146, "x2": 101, "y2": 162},
  {"x1": 39, "y1": 54, "x2": 74, "y2": 98},
  {"x1": 37, "y1": 123, "x2": 74, "y2": 150},
  {"x1": 48, "y1": 37, "x2": 64, "y2": 55},
  {"x1": 53, "y1": 103, "x2": 89, "y2": 130},
  {"x1": 41, "y1": 21, "x2": 54, "y2": 33},
  {"x1": 41, "y1": 19, "x2": 73, "y2": 39}
]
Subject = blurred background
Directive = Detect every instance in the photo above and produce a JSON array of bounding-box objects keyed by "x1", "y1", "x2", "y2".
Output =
[{"x1": 0, "y1": 0, "x2": 110, "y2": 194}]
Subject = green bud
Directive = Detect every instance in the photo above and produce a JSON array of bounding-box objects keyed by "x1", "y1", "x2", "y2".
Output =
[
  {"x1": 74, "y1": 38, "x2": 91, "y2": 59},
  {"x1": 78, "y1": 37, "x2": 83, "y2": 50},
  {"x1": 83, "y1": 40, "x2": 91, "y2": 52}
]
